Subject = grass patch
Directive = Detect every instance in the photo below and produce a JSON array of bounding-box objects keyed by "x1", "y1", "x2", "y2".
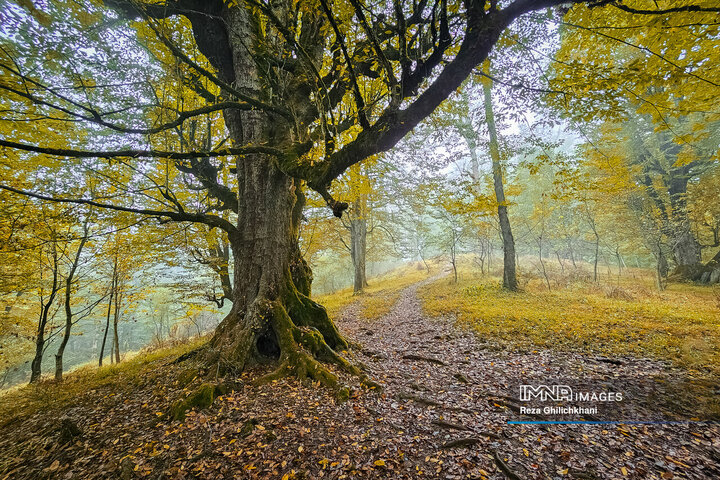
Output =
[
  {"x1": 0, "y1": 337, "x2": 206, "y2": 424},
  {"x1": 315, "y1": 260, "x2": 440, "y2": 320},
  {"x1": 420, "y1": 268, "x2": 720, "y2": 375}
]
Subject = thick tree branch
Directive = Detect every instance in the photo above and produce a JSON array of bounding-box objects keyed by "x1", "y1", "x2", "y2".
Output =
[
  {"x1": 0, "y1": 184, "x2": 237, "y2": 233},
  {"x1": 609, "y1": 1, "x2": 720, "y2": 14},
  {"x1": 0, "y1": 139, "x2": 284, "y2": 160},
  {"x1": 175, "y1": 158, "x2": 239, "y2": 212}
]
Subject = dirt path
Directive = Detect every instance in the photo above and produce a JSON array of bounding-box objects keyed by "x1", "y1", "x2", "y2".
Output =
[
  {"x1": 335, "y1": 278, "x2": 720, "y2": 479},
  {"x1": 1, "y1": 279, "x2": 719, "y2": 479}
]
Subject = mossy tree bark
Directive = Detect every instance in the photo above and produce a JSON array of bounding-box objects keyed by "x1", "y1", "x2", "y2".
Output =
[{"x1": 185, "y1": 4, "x2": 360, "y2": 391}]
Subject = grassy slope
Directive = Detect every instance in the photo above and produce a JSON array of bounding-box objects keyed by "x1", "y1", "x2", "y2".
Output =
[
  {"x1": 0, "y1": 338, "x2": 205, "y2": 424},
  {"x1": 420, "y1": 263, "x2": 720, "y2": 376}
]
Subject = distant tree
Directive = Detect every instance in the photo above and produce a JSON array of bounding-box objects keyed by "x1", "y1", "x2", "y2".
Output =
[{"x1": 54, "y1": 214, "x2": 91, "y2": 381}]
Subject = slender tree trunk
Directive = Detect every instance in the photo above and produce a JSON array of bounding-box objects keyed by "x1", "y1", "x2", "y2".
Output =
[
  {"x1": 30, "y1": 312, "x2": 47, "y2": 383},
  {"x1": 30, "y1": 243, "x2": 60, "y2": 383},
  {"x1": 615, "y1": 246, "x2": 623, "y2": 276},
  {"x1": 450, "y1": 236, "x2": 458, "y2": 284},
  {"x1": 112, "y1": 286, "x2": 121, "y2": 364},
  {"x1": 55, "y1": 225, "x2": 89, "y2": 381},
  {"x1": 537, "y1": 236, "x2": 551, "y2": 291},
  {"x1": 654, "y1": 243, "x2": 667, "y2": 291},
  {"x1": 593, "y1": 232, "x2": 600, "y2": 282},
  {"x1": 99, "y1": 262, "x2": 116, "y2": 367},
  {"x1": 555, "y1": 251, "x2": 564, "y2": 273},
  {"x1": 419, "y1": 248, "x2": 430, "y2": 273},
  {"x1": 483, "y1": 61, "x2": 517, "y2": 291},
  {"x1": 350, "y1": 197, "x2": 368, "y2": 293},
  {"x1": 487, "y1": 239, "x2": 492, "y2": 271},
  {"x1": 30, "y1": 312, "x2": 48, "y2": 383}
]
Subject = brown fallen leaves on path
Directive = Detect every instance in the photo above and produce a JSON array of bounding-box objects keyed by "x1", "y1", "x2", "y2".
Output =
[{"x1": 1, "y1": 279, "x2": 719, "y2": 479}]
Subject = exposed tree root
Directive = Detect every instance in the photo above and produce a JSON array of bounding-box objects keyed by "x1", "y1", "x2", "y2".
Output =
[
  {"x1": 487, "y1": 395, "x2": 522, "y2": 414},
  {"x1": 179, "y1": 272, "x2": 377, "y2": 415},
  {"x1": 397, "y1": 391, "x2": 441, "y2": 406},
  {"x1": 169, "y1": 383, "x2": 228, "y2": 421},
  {"x1": 402, "y1": 353, "x2": 447, "y2": 365},
  {"x1": 441, "y1": 437, "x2": 482, "y2": 449},
  {"x1": 253, "y1": 299, "x2": 378, "y2": 400},
  {"x1": 493, "y1": 450, "x2": 524, "y2": 480},
  {"x1": 168, "y1": 346, "x2": 204, "y2": 365},
  {"x1": 453, "y1": 372, "x2": 469, "y2": 383},
  {"x1": 432, "y1": 419, "x2": 470, "y2": 431}
]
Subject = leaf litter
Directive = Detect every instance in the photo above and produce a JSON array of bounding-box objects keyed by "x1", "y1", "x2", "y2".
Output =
[{"x1": 1, "y1": 279, "x2": 719, "y2": 479}]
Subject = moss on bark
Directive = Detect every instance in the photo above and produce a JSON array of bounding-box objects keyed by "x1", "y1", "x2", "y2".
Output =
[
  {"x1": 176, "y1": 368, "x2": 200, "y2": 388},
  {"x1": 169, "y1": 383, "x2": 228, "y2": 421}
]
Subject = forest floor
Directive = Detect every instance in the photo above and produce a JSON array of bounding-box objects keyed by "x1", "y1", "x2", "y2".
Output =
[{"x1": 1, "y1": 273, "x2": 719, "y2": 479}]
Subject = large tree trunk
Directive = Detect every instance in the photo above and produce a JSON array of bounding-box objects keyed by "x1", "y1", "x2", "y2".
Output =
[
  {"x1": 670, "y1": 230, "x2": 702, "y2": 277},
  {"x1": 667, "y1": 176, "x2": 702, "y2": 277},
  {"x1": 199, "y1": 6, "x2": 361, "y2": 394},
  {"x1": 482, "y1": 62, "x2": 517, "y2": 291},
  {"x1": 203, "y1": 161, "x2": 356, "y2": 392}
]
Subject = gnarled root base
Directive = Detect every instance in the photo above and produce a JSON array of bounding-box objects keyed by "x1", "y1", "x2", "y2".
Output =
[
  {"x1": 197, "y1": 277, "x2": 378, "y2": 405},
  {"x1": 253, "y1": 299, "x2": 377, "y2": 400}
]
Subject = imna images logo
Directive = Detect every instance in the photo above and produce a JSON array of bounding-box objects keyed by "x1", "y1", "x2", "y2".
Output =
[
  {"x1": 519, "y1": 384, "x2": 623, "y2": 402},
  {"x1": 520, "y1": 385, "x2": 572, "y2": 401}
]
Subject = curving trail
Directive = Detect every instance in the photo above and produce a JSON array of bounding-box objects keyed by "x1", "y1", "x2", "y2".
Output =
[{"x1": 335, "y1": 278, "x2": 720, "y2": 479}]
